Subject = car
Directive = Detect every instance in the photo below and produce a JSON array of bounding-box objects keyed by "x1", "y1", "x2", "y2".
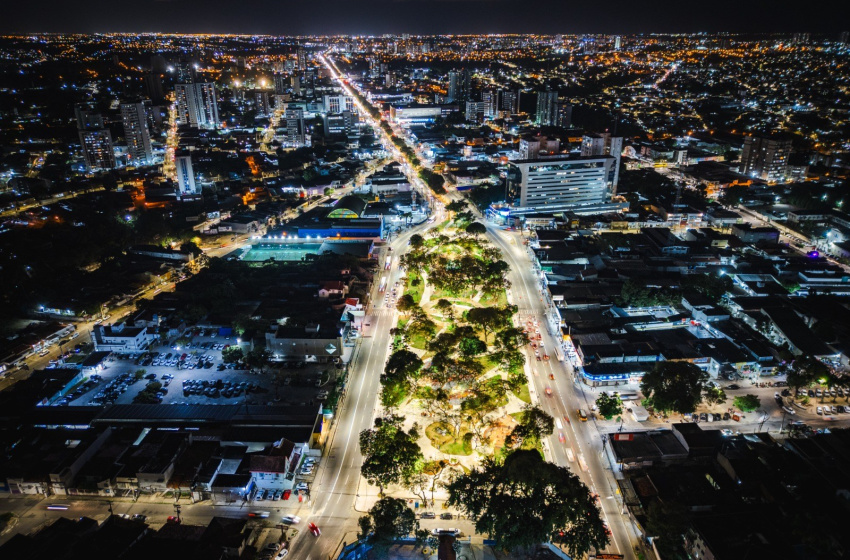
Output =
[
  {"x1": 166, "y1": 516, "x2": 181, "y2": 524},
  {"x1": 545, "y1": 387, "x2": 552, "y2": 396},
  {"x1": 831, "y1": 406, "x2": 839, "y2": 414},
  {"x1": 816, "y1": 389, "x2": 823, "y2": 397},
  {"x1": 817, "y1": 406, "x2": 824, "y2": 415},
  {"x1": 281, "y1": 515, "x2": 302, "y2": 525},
  {"x1": 723, "y1": 412, "x2": 731, "y2": 421},
  {"x1": 132, "y1": 514, "x2": 147, "y2": 522},
  {"x1": 273, "y1": 490, "x2": 282, "y2": 501},
  {"x1": 275, "y1": 549, "x2": 289, "y2": 559},
  {"x1": 440, "y1": 513, "x2": 453, "y2": 520},
  {"x1": 255, "y1": 489, "x2": 266, "y2": 500},
  {"x1": 699, "y1": 412, "x2": 708, "y2": 422},
  {"x1": 713, "y1": 413, "x2": 722, "y2": 422},
  {"x1": 420, "y1": 512, "x2": 436, "y2": 519},
  {"x1": 308, "y1": 522, "x2": 321, "y2": 537},
  {"x1": 783, "y1": 406, "x2": 796, "y2": 415},
  {"x1": 726, "y1": 384, "x2": 740, "y2": 390},
  {"x1": 296, "y1": 482, "x2": 309, "y2": 492},
  {"x1": 249, "y1": 511, "x2": 270, "y2": 518},
  {"x1": 431, "y1": 528, "x2": 461, "y2": 536},
  {"x1": 558, "y1": 432, "x2": 565, "y2": 443},
  {"x1": 46, "y1": 504, "x2": 69, "y2": 510},
  {"x1": 720, "y1": 429, "x2": 733, "y2": 436}
]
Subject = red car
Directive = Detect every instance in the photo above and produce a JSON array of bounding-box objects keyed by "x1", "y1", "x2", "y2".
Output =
[
  {"x1": 545, "y1": 387, "x2": 553, "y2": 396},
  {"x1": 308, "y1": 522, "x2": 321, "y2": 537},
  {"x1": 167, "y1": 516, "x2": 181, "y2": 524}
]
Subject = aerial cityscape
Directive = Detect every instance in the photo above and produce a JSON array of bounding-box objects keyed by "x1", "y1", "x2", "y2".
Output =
[{"x1": 0, "y1": 20, "x2": 849, "y2": 560}]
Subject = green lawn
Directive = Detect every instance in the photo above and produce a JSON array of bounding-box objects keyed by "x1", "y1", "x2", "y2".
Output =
[
  {"x1": 425, "y1": 421, "x2": 474, "y2": 456},
  {"x1": 512, "y1": 382, "x2": 531, "y2": 404},
  {"x1": 405, "y1": 272, "x2": 424, "y2": 304}
]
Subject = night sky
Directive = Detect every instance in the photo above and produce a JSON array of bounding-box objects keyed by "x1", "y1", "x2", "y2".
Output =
[{"x1": 1, "y1": 0, "x2": 845, "y2": 35}]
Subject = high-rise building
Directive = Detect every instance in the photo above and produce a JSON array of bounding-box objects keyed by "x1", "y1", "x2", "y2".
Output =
[
  {"x1": 581, "y1": 132, "x2": 623, "y2": 191},
  {"x1": 174, "y1": 58, "x2": 196, "y2": 83},
  {"x1": 447, "y1": 69, "x2": 471, "y2": 103},
  {"x1": 291, "y1": 76, "x2": 301, "y2": 96},
  {"x1": 79, "y1": 129, "x2": 116, "y2": 172},
  {"x1": 536, "y1": 90, "x2": 559, "y2": 126},
  {"x1": 613, "y1": 36, "x2": 622, "y2": 50},
  {"x1": 175, "y1": 154, "x2": 198, "y2": 195},
  {"x1": 144, "y1": 73, "x2": 165, "y2": 103},
  {"x1": 254, "y1": 90, "x2": 272, "y2": 117},
  {"x1": 740, "y1": 135, "x2": 792, "y2": 183},
  {"x1": 509, "y1": 156, "x2": 617, "y2": 208},
  {"x1": 120, "y1": 102, "x2": 153, "y2": 165},
  {"x1": 465, "y1": 101, "x2": 492, "y2": 122},
  {"x1": 175, "y1": 83, "x2": 219, "y2": 129},
  {"x1": 323, "y1": 94, "x2": 354, "y2": 114},
  {"x1": 75, "y1": 106, "x2": 115, "y2": 172},
  {"x1": 273, "y1": 73, "x2": 288, "y2": 95},
  {"x1": 482, "y1": 90, "x2": 498, "y2": 116},
  {"x1": 297, "y1": 46, "x2": 306, "y2": 70},
  {"x1": 499, "y1": 90, "x2": 519, "y2": 113},
  {"x1": 555, "y1": 101, "x2": 572, "y2": 128},
  {"x1": 283, "y1": 107, "x2": 306, "y2": 146}
]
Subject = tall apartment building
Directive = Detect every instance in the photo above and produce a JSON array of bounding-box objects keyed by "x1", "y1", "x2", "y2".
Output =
[
  {"x1": 614, "y1": 36, "x2": 622, "y2": 50},
  {"x1": 273, "y1": 73, "x2": 289, "y2": 95},
  {"x1": 291, "y1": 76, "x2": 302, "y2": 96},
  {"x1": 174, "y1": 58, "x2": 196, "y2": 83},
  {"x1": 509, "y1": 156, "x2": 617, "y2": 208},
  {"x1": 75, "y1": 107, "x2": 115, "y2": 172},
  {"x1": 283, "y1": 107, "x2": 306, "y2": 146},
  {"x1": 581, "y1": 132, "x2": 623, "y2": 191},
  {"x1": 120, "y1": 102, "x2": 153, "y2": 164},
  {"x1": 447, "y1": 69, "x2": 471, "y2": 103},
  {"x1": 465, "y1": 100, "x2": 492, "y2": 122},
  {"x1": 254, "y1": 90, "x2": 272, "y2": 117},
  {"x1": 555, "y1": 101, "x2": 572, "y2": 128},
  {"x1": 536, "y1": 90, "x2": 559, "y2": 126},
  {"x1": 499, "y1": 90, "x2": 519, "y2": 113},
  {"x1": 740, "y1": 135, "x2": 792, "y2": 183},
  {"x1": 175, "y1": 154, "x2": 198, "y2": 195},
  {"x1": 296, "y1": 46, "x2": 306, "y2": 70},
  {"x1": 175, "y1": 83, "x2": 219, "y2": 129}
]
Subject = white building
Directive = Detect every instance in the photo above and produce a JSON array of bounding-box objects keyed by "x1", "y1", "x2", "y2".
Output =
[
  {"x1": 175, "y1": 82, "x2": 219, "y2": 128},
  {"x1": 120, "y1": 102, "x2": 153, "y2": 164},
  {"x1": 176, "y1": 155, "x2": 198, "y2": 195},
  {"x1": 509, "y1": 156, "x2": 617, "y2": 208},
  {"x1": 92, "y1": 323, "x2": 156, "y2": 353}
]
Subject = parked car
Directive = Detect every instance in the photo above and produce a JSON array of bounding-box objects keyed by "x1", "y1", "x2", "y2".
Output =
[
  {"x1": 420, "y1": 512, "x2": 436, "y2": 519},
  {"x1": 281, "y1": 515, "x2": 301, "y2": 525}
]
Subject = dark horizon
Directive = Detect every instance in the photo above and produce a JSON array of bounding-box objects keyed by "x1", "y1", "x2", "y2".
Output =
[{"x1": 2, "y1": 0, "x2": 847, "y2": 36}]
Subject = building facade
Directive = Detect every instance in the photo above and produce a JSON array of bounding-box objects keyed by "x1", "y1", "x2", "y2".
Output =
[
  {"x1": 510, "y1": 156, "x2": 617, "y2": 208},
  {"x1": 740, "y1": 135, "x2": 792, "y2": 183},
  {"x1": 121, "y1": 102, "x2": 153, "y2": 165},
  {"x1": 175, "y1": 82, "x2": 219, "y2": 129}
]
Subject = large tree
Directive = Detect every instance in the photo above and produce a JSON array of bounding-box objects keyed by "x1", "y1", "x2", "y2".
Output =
[
  {"x1": 785, "y1": 356, "x2": 830, "y2": 390},
  {"x1": 511, "y1": 404, "x2": 555, "y2": 445},
  {"x1": 596, "y1": 392, "x2": 624, "y2": 420},
  {"x1": 358, "y1": 497, "x2": 427, "y2": 549},
  {"x1": 465, "y1": 222, "x2": 487, "y2": 235},
  {"x1": 359, "y1": 415, "x2": 424, "y2": 493},
  {"x1": 640, "y1": 361, "x2": 711, "y2": 414},
  {"x1": 733, "y1": 394, "x2": 761, "y2": 412},
  {"x1": 381, "y1": 349, "x2": 424, "y2": 407},
  {"x1": 466, "y1": 305, "x2": 513, "y2": 343},
  {"x1": 446, "y1": 449, "x2": 608, "y2": 555}
]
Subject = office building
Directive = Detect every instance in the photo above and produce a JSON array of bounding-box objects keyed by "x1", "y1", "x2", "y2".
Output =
[
  {"x1": 175, "y1": 154, "x2": 198, "y2": 195},
  {"x1": 175, "y1": 83, "x2": 219, "y2": 129},
  {"x1": 509, "y1": 156, "x2": 617, "y2": 208},
  {"x1": 581, "y1": 132, "x2": 623, "y2": 190},
  {"x1": 614, "y1": 36, "x2": 622, "y2": 50},
  {"x1": 120, "y1": 102, "x2": 153, "y2": 165},
  {"x1": 75, "y1": 107, "x2": 115, "y2": 172},
  {"x1": 324, "y1": 111, "x2": 358, "y2": 136},
  {"x1": 482, "y1": 90, "x2": 498, "y2": 116},
  {"x1": 447, "y1": 69, "x2": 471, "y2": 103},
  {"x1": 536, "y1": 90, "x2": 559, "y2": 126},
  {"x1": 297, "y1": 46, "x2": 306, "y2": 70},
  {"x1": 740, "y1": 135, "x2": 792, "y2": 183},
  {"x1": 323, "y1": 94, "x2": 354, "y2": 114}
]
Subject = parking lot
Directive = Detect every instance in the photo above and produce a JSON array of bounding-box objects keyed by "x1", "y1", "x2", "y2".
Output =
[{"x1": 55, "y1": 332, "x2": 338, "y2": 408}]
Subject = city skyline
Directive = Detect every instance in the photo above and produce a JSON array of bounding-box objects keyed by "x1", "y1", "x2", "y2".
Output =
[{"x1": 2, "y1": 0, "x2": 848, "y2": 35}]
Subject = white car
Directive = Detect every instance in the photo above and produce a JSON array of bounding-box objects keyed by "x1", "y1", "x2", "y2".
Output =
[
  {"x1": 281, "y1": 515, "x2": 301, "y2": 525},
  {"x1": 296, "y1": 482, "x2": 309, "y2": 492},
  {"x1": 817, "y1": 406, "x2": 823, "y2": 415}
]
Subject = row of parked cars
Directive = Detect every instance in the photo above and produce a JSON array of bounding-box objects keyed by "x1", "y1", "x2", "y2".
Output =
[
  {"x1": 817, "y1": 405, "x2": 850, "y2": 415},
  {"x1": 799, "y1": 387, "x2": 848, "y2": 399},
  {"x1": 182, "y1": 379, "x2": 260, "y2": 398},
  {"x1": 55, "y1": 376, "x2": 102, "y2": 406},
  {"x1": 89, "y1": 372, "x2": 140, "y2": 405}
]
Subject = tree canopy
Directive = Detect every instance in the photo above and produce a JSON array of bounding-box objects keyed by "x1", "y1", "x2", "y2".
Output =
[
  {"x1": 358, "y1": 497, "x2": 426, "y2": 549},
  {"x1": 733, "y1": 394, "x2": 761, "y2": 412},
  {"x1": 640, "y1": 361, "x2": 711, "y2": 414},
  {"x1": 596, "y1": 392, "x2": 624, "y2": 420},
  {"x1": 446, "y1": 449, "x2": 608, "y2": 555},
  {"x1": 381, "y1": 349, "x2": 424, "y2": 407},
  {"x1": 359, "y1": 415, "x2": 424, "y2": 493}
]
